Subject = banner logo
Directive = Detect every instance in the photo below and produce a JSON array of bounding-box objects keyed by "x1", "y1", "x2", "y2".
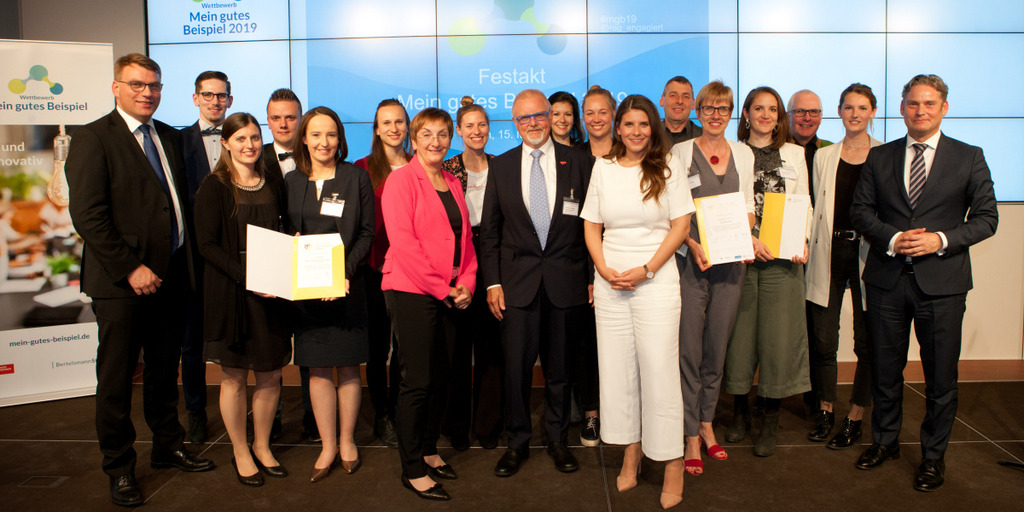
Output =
[{"x1": 8, "y1": 65, "x2": 63, "y2": 95}]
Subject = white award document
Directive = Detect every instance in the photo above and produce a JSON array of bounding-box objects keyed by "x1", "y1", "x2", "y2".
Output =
[
  {"x1": 246, "y1": 225, "x2": 346, "y2": 300},
  {"x1": 758, "y1": 192, "x2": 810, "y2": 260},
  {"x1": 694, "y1": 192, "x2": 754, "y2": 266}
]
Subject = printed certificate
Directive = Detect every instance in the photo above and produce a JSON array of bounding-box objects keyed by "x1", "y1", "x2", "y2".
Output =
[{"x1": 245, "y1": 225, "x2": 346, "y2": 300}]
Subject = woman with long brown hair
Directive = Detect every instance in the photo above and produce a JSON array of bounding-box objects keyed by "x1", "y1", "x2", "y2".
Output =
[{"x1": 581, "y1": 94, "x2": 694, "y2": 509}]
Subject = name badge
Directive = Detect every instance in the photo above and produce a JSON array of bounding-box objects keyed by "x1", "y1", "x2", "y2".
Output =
[
  {"x1": 688, "y1": 173, "x2": 701, "y2": 190},
  {"x1": 778, "y1": 167, "x2": 797, "y2": 180},
  {"x1": 320, "y1": 193, "x2": 345, "y2": 218},
  {"x1": 562, "y1": 187, "x2": 580, "y2": 216}
]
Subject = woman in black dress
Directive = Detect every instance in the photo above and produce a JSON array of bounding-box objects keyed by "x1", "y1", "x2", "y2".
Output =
[
  {"x1": 195, "y1": 112, "x2": 292, "y2": 486},
  {"x1": 284, "y1": 107, "x2": 375, "y2": 482}
]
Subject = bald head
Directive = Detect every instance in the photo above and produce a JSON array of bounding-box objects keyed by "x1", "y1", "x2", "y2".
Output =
[{"x1": 788, "y1": 90, "x2": 823, "y2": 146}]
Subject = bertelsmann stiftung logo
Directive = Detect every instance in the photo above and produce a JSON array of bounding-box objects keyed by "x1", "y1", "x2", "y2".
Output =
[{"x1": 8, "y1": 65, "x2": 64, "y2": 95}]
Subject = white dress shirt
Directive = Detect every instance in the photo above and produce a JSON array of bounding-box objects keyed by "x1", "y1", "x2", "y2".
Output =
[
  {"x1": 274, "y1": 141, "x2": 296, "y2": 174},
  {"x1": 117, "y1": 106, "x2": 185, "y2": 250},
  {"x1": 198, "y1": 118, "x2": 223, "y2": 171},
  {"x1": 519, "y1": 137, "x2": 557, "y2": 217}
]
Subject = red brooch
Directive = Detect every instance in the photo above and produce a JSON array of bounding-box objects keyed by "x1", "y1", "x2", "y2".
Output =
[{"x1": 559, "y1": 161, "x2": 567, "y2": 165}]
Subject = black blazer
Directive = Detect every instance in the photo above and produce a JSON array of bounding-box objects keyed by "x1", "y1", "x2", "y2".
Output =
[
  {"x1": 850, "y1": 134, "x2": 998, "y2": 296},
  {"x1": 67, "y1": 109, "x2": 195, "y2": 298},
  {"x1": 261, "y1": 142, "x2": 283, "y2": 179},
  {"x1": 181, "y1": 121, "x2": 211, "y2": 206},
  {"x1": 479, "y1": 141, "x2": 592, "y2": 309},
  {"x1": 283, "y1": 162, "x2": 376, "y2": 280}
]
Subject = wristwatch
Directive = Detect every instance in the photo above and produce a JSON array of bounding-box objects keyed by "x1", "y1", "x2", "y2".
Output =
[{"x1": 643, "y1": 264, "x2": 655, "y2": 279}]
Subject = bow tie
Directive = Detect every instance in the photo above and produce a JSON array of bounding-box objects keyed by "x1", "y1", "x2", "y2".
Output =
[
  {"x1": 201, "y1": 127, "x2": 222, "y2": 136},
  {"x1": 278, "y1": 152, "x2": 292, "y2": 161}
]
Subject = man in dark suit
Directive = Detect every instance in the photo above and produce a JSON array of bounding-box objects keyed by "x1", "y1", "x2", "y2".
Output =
[
  {"x1": 67, "y1": 53, "x2": 214, "y2": 507},
  {"x1": 480, "y1": 89, "x2": 592, "y2": 477},
  {"x1": 178, "y1": 70, "x2": 232, "y2": 444},
  {"x1": 850, "y1": 74, "x2": 998, "y2": 492}
]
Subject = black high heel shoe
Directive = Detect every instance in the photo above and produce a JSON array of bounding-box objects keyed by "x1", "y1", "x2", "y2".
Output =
[
  {"x1": 252, "y1": 450, "x2": 288, "y2": 478},
  {"x1": 232, "y1": 458, "x2": 264, "y2": 487},
  {"x1": 401, "y1": 475, "x2": 451, "y2": 501}
]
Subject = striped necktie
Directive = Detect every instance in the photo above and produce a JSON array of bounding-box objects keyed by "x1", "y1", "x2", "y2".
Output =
[{"x1": 908, "y1": 143, "x2": 928, "y2": 208}]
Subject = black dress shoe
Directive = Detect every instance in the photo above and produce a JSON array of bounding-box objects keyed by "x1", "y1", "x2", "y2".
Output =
[
  {"x1": 151, "y1": 448, "x2": 215, "y2": 472},
  {"x1": 109, "y1": 473, "x2": 143, "y2": 507},
  {"x1": 856, "y1": 443, "x2": 900, "y2": 470},
  {"x1": 187, "y1": 410, "x2": 207, "y2": 444},
  {"x1": 401, "y1": 474, "x2": 451, "y2": 501},
  {"x1": 478, "y1": 433, "x2": 499, "y2": 450},
  {"x1": 231, "y1": 458, "x2": 265, "y2": 487},
  {"x1": 373, "y1": 415, "x2": 398, "y2": 448},
  {"x1": 914, "y1": 458, "x2": 945, "y2": 492},
  {"x1": 827, "y1": 418, "x2": 862, "y2": 450},
  {"x1": 547, "y1": 442, "x2": 579, "y2": 473},
  {"x1": 494, "y1": 448, "x2": 528, "y2": 477},
  {"x1": 253, "y1": 451, "x2": 288, "y2": 478},
  {"x1": 430, "y1": 463, "x2": 458, "y2": 480},
  {"x1": 807, "y1": 410, "x2": 835, "y2": 442},
  {"x1": 450, "y1": 435, "x2": 470, "y2": 451}
]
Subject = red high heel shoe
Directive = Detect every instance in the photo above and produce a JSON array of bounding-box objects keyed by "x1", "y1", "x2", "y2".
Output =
[{"x1": 701, "y1": 437, "x2": 728, "y2": 461}]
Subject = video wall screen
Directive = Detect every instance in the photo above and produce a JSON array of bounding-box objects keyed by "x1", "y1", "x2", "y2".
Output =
[{"x1": 148, "y1": 0, "x2": 1024, "y2": 201}]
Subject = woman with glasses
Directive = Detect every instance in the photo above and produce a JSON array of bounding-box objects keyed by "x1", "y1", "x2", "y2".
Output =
[
  {"x1": 548, "y1": 91, "x2": 585, "y2": 147},
  {"x1": 805, "y1": 84, "x2": 880, "y2": 449},
  {"x1": 582, "y1": 94, "x2": 693, "y2": 509},
  {"x1": 670, "y1": 81, "x2": 755, "y2": 475},
  {"x1": 723, "y1": 86, "x2": 811, "y2": 457},
  {"x1": 194, "y1": 113, "x2": 291, "y2": 487},
  {"x1": 440, "y1": 97, "x2": 502, "y2": 450},
  {"x1": 382, "y1": 107, "x2": 477, "y2": 501},
  {"x1": 285, "y1": 107, "x2": 375, "y2": 482},
  {"x1": 354, "y1": 99, "x2": 413, "y2": 447}
]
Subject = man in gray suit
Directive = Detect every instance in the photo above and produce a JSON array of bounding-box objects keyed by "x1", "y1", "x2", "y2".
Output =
[{"x1": 850, "y1": 74, "x2": 998, "y2": 491}]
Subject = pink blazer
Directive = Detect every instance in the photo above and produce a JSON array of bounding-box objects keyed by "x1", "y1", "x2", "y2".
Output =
[{"x1": 380, "y1": 155, "x2": 477, "y2": 300}]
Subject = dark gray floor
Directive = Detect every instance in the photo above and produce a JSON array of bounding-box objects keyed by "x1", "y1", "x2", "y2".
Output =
[{"x1": 2, "y1": 382, "x2": 1023, "y2": 511}]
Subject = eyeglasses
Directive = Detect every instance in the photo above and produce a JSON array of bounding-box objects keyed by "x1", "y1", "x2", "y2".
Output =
[
  {"x1": 699, "y1": 105, "x2": 731, "y2": 116},
  {"x1": 513, "y1": 110, "x2": 550, "y2": 126},
  {"x1": 789, "y1": 108, "x2": 822, "y2": 118},
  {"x1": 198, "y1": 91, "x2": 229, "y2": 102},
  {"x1": 117, "y1": 80, "x2": 163, "y2": 92}
]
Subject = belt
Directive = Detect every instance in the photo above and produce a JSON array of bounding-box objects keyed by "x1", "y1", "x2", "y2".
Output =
[
  {"x1": 833, "y1": 229, "x2": 858, "y2": 241},
  {"x1": 903, "y1": 262, "x2": 914, "y2": 274}
]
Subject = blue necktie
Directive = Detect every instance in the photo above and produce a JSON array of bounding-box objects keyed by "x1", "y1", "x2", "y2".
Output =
[
  {"x1": 908, "y1": 143, "x2": 927, "y2": 209},
  {"x1": 139, "y1": 124, "x2": 179, "y2": 251},
  {"x1": 529, "y1": 149, "x2": 549, "y2": 250}
]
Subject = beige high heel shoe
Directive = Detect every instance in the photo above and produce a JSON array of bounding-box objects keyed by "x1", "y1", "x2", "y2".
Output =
[
  {"x1": 660, "y1": 459, "x2": 684, "y2": 509},
  {"x1": 616, "y1": 443, "x2": 642, "y2": 492}
]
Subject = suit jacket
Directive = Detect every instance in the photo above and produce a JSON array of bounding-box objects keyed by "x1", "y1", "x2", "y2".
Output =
[
  {"x1": 479, "y1": 141, "x2": 592, "y2": 309},
  {"x1": 283, "y1": 161, "x2": 376, "y2": 281},
  {"x1": 262, "y1": 142, "x2": 283, "y2": 179},
  {"x1": 67, "y1": 109, "x2": 195, "y2": 298},
  {"x1": 850, "y1": 134, "x2": 998, "y2": 296},
  {"x1": 805, "y1": 137, "x2": 881, "y2": 307},
  {"x1": 380, "y1": 156, "x2": 477, "y2": 300},
  {"x1": 181, "y1": 121, "x2": 211, "y2": 206}
]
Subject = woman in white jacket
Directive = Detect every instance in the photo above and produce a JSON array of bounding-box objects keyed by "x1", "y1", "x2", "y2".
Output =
[{"x1": 805, "y1": 84, "x2": 881, "y2": 449}]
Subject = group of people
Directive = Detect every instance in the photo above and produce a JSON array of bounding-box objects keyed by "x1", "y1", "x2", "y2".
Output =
[{"x1": 65, "y1": 52, "x2": 997, "y2": 508}]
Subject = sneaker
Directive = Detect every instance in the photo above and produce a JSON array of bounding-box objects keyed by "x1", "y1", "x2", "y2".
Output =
[
  {"x1": 580, "y1": 416, "x2": 600, "y2": 447},
  {"x1": 374, "y1": 416, "x2": 398, "y2": 448},
  {"x1": 187, "y1": 410, "x2": 207, "y2": 444}
]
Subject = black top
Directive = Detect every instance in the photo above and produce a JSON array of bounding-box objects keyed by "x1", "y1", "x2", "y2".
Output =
[
  {"x1": 833, "y1": 159, "x2": 863, "y2": 232},
  {"x1": 437, "y1": 188, "x2": 462, "y2": 276},
  {"x1": 665, "y1": 120, "x2": 703, "y2": 144}
]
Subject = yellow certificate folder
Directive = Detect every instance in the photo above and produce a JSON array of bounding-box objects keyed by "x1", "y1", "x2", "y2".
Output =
[
  {"x1": 693, "y1": 192, "x2": 755, "y2": 265},
  {"x1": 245, "y1": 224, "x2": 346, "y2": 301},
  {"x1": 758, "y1": 192, "x2": 810, "y2": 260}
]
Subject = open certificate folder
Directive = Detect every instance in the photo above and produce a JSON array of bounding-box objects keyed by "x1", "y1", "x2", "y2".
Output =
[
  {"x1": 693, "y1": 192, "x2": 755, "y2": 265},
  {"x1": 245, "y1": 225, "x2": 346, "y2": 300},
  {"x1": 758, "y1": 192, "x2": 811, "y2": 260}
]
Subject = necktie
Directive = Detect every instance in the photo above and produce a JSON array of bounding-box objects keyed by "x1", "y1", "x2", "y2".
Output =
[
  {"x1": 201, "y1": 126, "x2": 222, "y2": 136},
  {"x1": 529, "y1": 149, "x2": 549, "y2": 250},
  {"x1": 139, "y1": 124, "x2": 179, "y2": 251},
  {"x1": 278, "y1": 151, "x2": 292, "y2": 161},
  {"x1": 908, "y1": 143, "x2": 927, "y2": 209}
]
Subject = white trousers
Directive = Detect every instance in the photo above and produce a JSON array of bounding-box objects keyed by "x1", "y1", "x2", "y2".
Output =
[{"x1": 595, "y1": 248, "x2": 684, "y2": 461}]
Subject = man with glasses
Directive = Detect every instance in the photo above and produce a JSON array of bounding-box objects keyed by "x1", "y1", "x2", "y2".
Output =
[
  {"x1": 661, "y1": 76, "x2": 703, "y2": 144},
  {"x1": 480, "y1": 89, "x2": 592, "y2": 477},
  {"x1": 179, "y1": 70, "x2": 233, "y2": 445},
  {"x1": 787, "y1": 90, "x2": 832, "y2": 203},
  {"x1": 67, "y1": 53, "x2": 214, "y2": 508}
]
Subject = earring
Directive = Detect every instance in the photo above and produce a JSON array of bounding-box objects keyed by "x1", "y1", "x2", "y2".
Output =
[{"x1": 744, "y1": 118, "x2": 750, "y2": 129}]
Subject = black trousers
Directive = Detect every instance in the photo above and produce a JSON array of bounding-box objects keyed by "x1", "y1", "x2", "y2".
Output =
[
  {"x1": 93, "y1": 252, "x2": 188, "y2": 477},
  {"x1": 502, "y1": 283, "x2": 577, "y2": 450},
  {"x1": 866, "y1": 271, "x2": 966, "y2": 460},
  {"x1": 180, "y1": 289, "x2": 206, "y2": 412},
  {"x1": 569, "y1": 307, "x2": 599, "y2": 413},
  {"x1": 386, "y1": 290, "x2": 457, "y2": 479},
  {"x1": 808, "y1": 238, "x2": 872, "y2": 407},
  {"x1": 366, "y1": 268, "x2": 400, "y2": 419}
]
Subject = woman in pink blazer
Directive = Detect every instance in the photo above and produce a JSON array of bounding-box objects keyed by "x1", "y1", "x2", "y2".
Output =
[{"x1": 381, "y1": 107, "x2": 477, "y2": 501}]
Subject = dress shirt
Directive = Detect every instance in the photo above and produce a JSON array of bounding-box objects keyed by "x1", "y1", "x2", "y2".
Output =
[
  {"x1": 198, "y1": 118, "x2": 223, "y2": 171},
  {"x1": 274, "y1": 141, "x2": 296, "y2": 174},
  {"x1": 887, "y1": 130, "x2": 947, "y2": 255},
  {"x1": 519, "y1": 137, "x2": 557, "y2": 217},
  {"x1": 116, "y1": 105, "x2": 185, "y2": 251}
]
